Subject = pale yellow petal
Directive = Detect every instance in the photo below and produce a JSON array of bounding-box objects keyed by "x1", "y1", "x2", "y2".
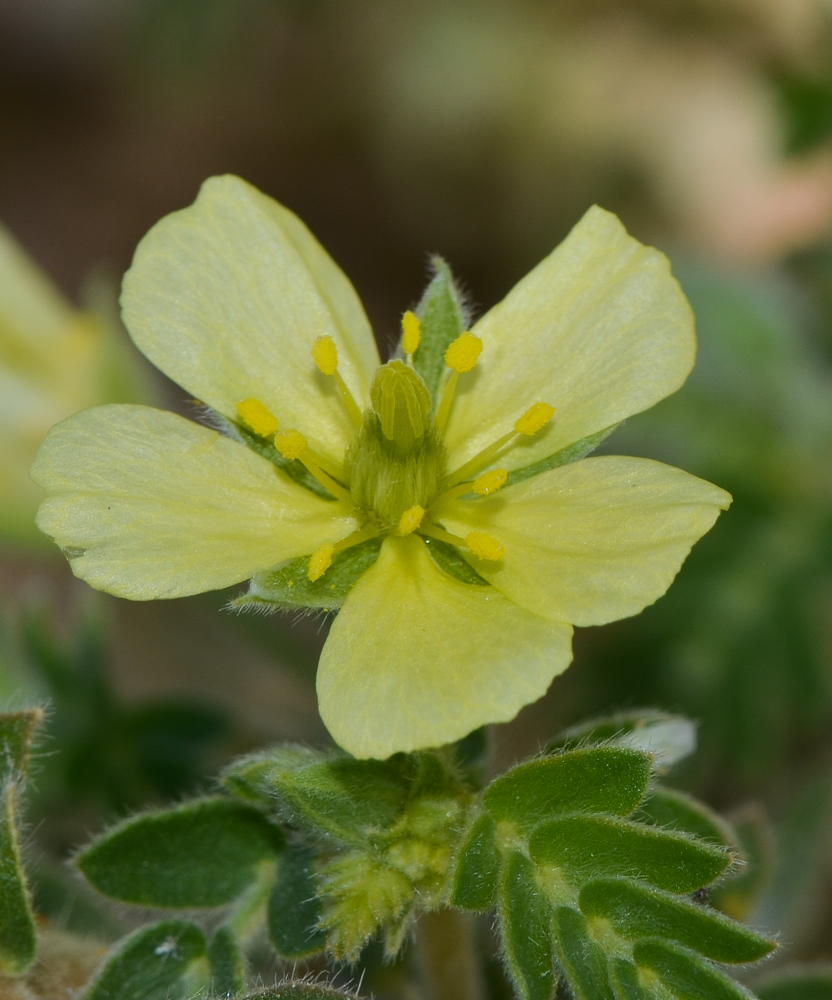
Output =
[
  {"x1": 440, "y1": 456, "x2": 731, "y2": 627},
  {"x1": 442, "y1": 206, "x2": 695, "y2": 473},
  {"x1": 31, "y1": 404, "x2": 355, "y2": 599},
  {"x1": 317, "y1": 535, "x2": 573, "y2": 759},
  {"x1": 121, "y1": 175, "x2": 380, "y2": 463}
]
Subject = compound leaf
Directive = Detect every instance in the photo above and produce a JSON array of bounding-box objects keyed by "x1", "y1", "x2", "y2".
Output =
[
  {"x1": 450, "y1": 812, "x2": 501, "y2": 912},
  {"x1": 499, "y1": 851, "x2": 556, "y2": 1000},
  {"x1": 633, "y1": 938, "x2": 757, "y2": 1000},
  {"x1": 551, "y1": 906, "x2": 614, "y2": 1000},
  {"x1": 268, "y1": 844, "x2": 326, "y2": 959}
]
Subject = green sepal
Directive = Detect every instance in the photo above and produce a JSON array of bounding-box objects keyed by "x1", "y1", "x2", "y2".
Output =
[
  {"x1": 638, "y1": 787, "x2": 736, "y2": 848},
  {"x1": 579, "y1": 878, "x2": 777, "y2": 964},
  {"x1": 483, "y1": 747, "x2": 652, "y2": 834},
  {"x1": 529, "y1": 815, "x2": 730, "y2": 893},
  {"x1": 754, "y1": 965, "x2": 832, "y2": 1000},
  {"x1": 450, "y1": 812, "x2": 501, "y2": 911},
  {"x1": 223, "y1": 746, "x2": 411, "y2": 844},
  {"x1": 217, "y1": 412, "x2": 334, "y2": 500},
  {"x1": 608, "y1": 958, "x2": 657, "y2": 1000},
  {"x1": 633, "y1": 938, "x2": 757, "y2": 1000},
  {"x1": 76, "y1": 797, "x2": 285, "y2": 908},
  {"x1": 711, "y1": 806, "x2": 774, "y2": 921},
  {"x1": 0, "y1": 709, "x2": 43, "y2": 976},
  {"x1": 207, "y1": 926, "x2": 245, "y2": 997},
  {"x1": 423, "y1": 537, "x2": 489, "y2": 586},
  {"x1": 498, "y1": 851, "x2": 556, "y2": 1000},
  {"x1": 550, "y1": 906, "x2": 614, "y2": 1000},
  {"x1": 413, "y1": 255, "x2": 468, "y2": 400},
  {"x1": 268, "y1": 844, "x2": 326, "y2": 959},
  {"x1": 505, "y1": 425, "x2": 619, "y2": 488},
  {"x1": 548, "y1": 710, "x2": 696, "y2": 773},
  {"x1": 79, "y1": 920, "x2": 209, "y2": 1000},
  {"x1": 235, "y1": 538, "x2": 382, "y2": 612}
]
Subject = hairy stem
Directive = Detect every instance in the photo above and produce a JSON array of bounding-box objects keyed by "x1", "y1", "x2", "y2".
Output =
[{"x1": 414, "y1": 909, "x2": 485, "y2": 1000}]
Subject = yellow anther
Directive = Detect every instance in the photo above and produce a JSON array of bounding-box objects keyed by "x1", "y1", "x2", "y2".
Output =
[
  {"x1": 444, "y1": 331, "x2": 482, "y2": 373},
  {"x1": 466, "y1": 532, "x2": 505, "y2": 561},
  {"x1": 308, "y1": 543, "x2": 334, "y2": 582},
  {"x1": 274, "y1": 429, "x2": 308, "y2": 460},
  {"x1": 401, "y1": 311, "x2": 421, "y2": 355},
  {"x1": 514, "y1": 402, "x2": 555, "y2": 436},
  {"x1": 398, "y1": 505, "x2": 425, "y2": 536},
  {"x1": 236, "y1": 398, "x2": 278, "y2": 437},
  {"x1": 312, "y1": 336, "x2": 339, "y2": 376},
  {"x1": 473, "y1": 469, "x2": 508, "y2": 495}
]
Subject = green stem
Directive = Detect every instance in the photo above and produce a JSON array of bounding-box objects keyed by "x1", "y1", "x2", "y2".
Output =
[{"x1": 414, "y1": 909, "x2": 485, "y2": 1000}]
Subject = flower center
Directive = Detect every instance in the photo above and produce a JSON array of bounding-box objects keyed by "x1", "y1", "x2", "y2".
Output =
[{"x1": 235, "y1": 314, "x2": 553, "y2": 583}]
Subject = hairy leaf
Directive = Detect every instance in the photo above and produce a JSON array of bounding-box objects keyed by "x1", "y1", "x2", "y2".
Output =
[
  {"x1": 529, "y1": 815, "x2": 729, "y2": 893},
  {"x1": 269, "y1": 844, "x2": 326, "y2": 959},
  {"x1": 450, "y1": 812, "x2": 501, "y2": 912},
  {"x1": 608, "y1": 958, "x2": 657, "y2": 1000},
  {"x1": 77, "y1": 798, "x2": 284, "y2": 907},
  {"x1": 499, "y1": 852, "x2": 556, "y2": 1000},
  {"x1": 79, "y1": 920, "x2": 208, "y2": 1000},
  {"x1": 551, "y1": 906, "x2": 614, "y2": 1000},
  {"x1": 208, "y1": 926, "x2": 245, "y2": 997},
  {"x1": 0, "y1": 709, "x2": 43, "y2": 976},
  {"x1": 226, "y1": 747, "x2": 411, "y2": 844},
  {"x1": 633, "y1": 938, "x2": 757, "y2": 999},
  {"x1": 638, "y1": 788, "x2": 736, "y2": 847},
  {"x1": 484, "y1": 747, "x2": 651, "y2": 833},
  {"x1": 579, "y1": 878, "x2": 776, "y2": 964}
]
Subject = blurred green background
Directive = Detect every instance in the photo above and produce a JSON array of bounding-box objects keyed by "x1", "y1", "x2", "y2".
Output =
[{"x1": 3, "y1": 0, "x2": 832, "y2": 980}]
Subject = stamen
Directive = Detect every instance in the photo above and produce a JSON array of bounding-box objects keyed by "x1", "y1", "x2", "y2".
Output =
[
  {"x1": 311, "y1": 336, "x2": 363, "y2": 428},
  {"x1": 420, "y1": 522, "x2": 505, "y2": 561},
  {"x1": 274, "y1": 430, "x2": 308, "y2": 461},
  {"x1": 401, "y1": 311, "x2": 421, "y2": 357},
  {"x1": 236, "y1": 398, "x2": 278, "y2": 437},
  {"x1": 275, "y1": 429, "x2": 352, "y2": 504},
  {"x1": 443, "y1": 402, "x2": 554, "y2": 488},
  {"x1": 435, "y1": 331, "x2": 483, "y2": 433},
  {"x1": 445, "y1": 331, "x2": 482, "y2": 373},
  {"x1": 306, "y1": 525, "x2": 382, "y2": 582},
  {"x1": 466, "y1": 531, "x2": 505, "y2": 561},
  {"x1": 308, "y1": 544, "x2": 335, "y2": 582},
  {"x1": 473, "y1": 469, "x2": 508, "y2": 495},
  {"x1": 431, "y1": 468, "x2": 508, "y2": 509},
  {"x1": 398, "y1": 505, "x2": 425, "y2": 536},
  {"x1": 515, "y1": 402, "x2": 555, "y2": 436}
]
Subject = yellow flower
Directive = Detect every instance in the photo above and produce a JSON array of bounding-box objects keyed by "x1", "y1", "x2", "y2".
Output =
[
  {"x1": 31, "y1": 176, "x2": 730, "y2": 758},
  {"x1": 0, "y1": 223, "x2": 151, "y2": 545}
]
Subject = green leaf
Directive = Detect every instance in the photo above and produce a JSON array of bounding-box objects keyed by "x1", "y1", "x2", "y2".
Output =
[
  {"x1": 235, "y1": 538, "x2": 382, "y2": 611},
  {"x1": 638, "y1": 788, "x2": 736, "y2": 848},
  {"x1": 268, "y1": 844, "x2": 326, "y2": 959},
  {"x1": 633, "y1": 938, "x2": 757, "y2": 1000},
  {"x1": 413, "y1": 256, "x2": 468, "y2": 399},
  {"x1": 450, "y1": 812, "x2": 501, "y2": 911},
  {"x1": 711, "y1": 806, "x2": 774, "y2": 921},
  {"x1": 225, "y1": 746, "x2": 411, "y2": 844},
  {"x1": 484, "y1": 747, "x2": 652, "y2": 834},
  {"x1": 498, "y1": 851, "x2": 556, "y2": 1000},
  {"x1": 0, "y1": 709, "x2": 43, "y2": 976},
  {"x1": 208, "y1": 926, "x2": 244, "y2": 997},
  {"x1": 548, "y1": 710, "x2": 696, "y2": 773},
  {"x1": 755, "y1": 965, "x2": 832, "y2": 1000},
  {"x1": 551, "y1": 906, "x2": 614, "y2": 1000},
  {"x1": 243, "y1": 986, "x2": 359, "y2": 1000},
  {"x1": 579, "y1": 878, "x2": 776, "y2": 964},
  {"x1": 529, "y1": 815, "x2": 729, "y2": 893},
  {"x1": 505, "y1": 425, "x2": 618, "y2": 488},
  {"x1": 77, "y1": 798, "x2": 285, "y2": 908},
  {"x1": 608, "y1": 958, "x2": 658, "y2": 1000},
  {"x1": 79, "y1": 920, "x2": 209, "y2": 1000}
]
